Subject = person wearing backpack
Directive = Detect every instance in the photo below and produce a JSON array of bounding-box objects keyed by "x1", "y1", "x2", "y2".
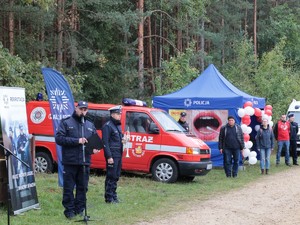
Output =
[{"x1": 256, "y1": 118, "x2": 275, "y2": 174}]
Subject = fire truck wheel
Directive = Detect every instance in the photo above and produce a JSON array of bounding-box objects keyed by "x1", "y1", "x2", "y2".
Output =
[
  {"x1": 35, "y1": 152, "x2": 53, "y2": 173},
  {"x1": 151, "y1": 158, "x2": 178, "y2": 183}
]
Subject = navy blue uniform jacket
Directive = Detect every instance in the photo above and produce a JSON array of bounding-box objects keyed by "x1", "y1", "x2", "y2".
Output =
[{"x1": 55, "y1": 112, "x2": 97, "y2": 166}]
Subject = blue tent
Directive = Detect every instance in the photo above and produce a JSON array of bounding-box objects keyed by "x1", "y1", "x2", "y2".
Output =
[{"x1": 153, "y1": 64, "x2": 265, "y2": 166}]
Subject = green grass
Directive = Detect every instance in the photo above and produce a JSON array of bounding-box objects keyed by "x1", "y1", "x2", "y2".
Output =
[{"x1": 0, "y1": 154, "x2": 291, "y2": 225}]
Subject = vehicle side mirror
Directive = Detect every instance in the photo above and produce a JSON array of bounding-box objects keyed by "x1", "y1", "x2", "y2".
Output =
[{"x1": 149, "y1": 122, "x2": 159, "y2": 134}]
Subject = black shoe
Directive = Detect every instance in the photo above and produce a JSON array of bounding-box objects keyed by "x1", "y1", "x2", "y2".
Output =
[
  {"x1": 105, "y1": 200, "x2": 118, "y2": 204},
  {"x1": 293, "y1": 163, "x2": 299, "y2": 166},
  {"x1": 65, "y1": 212, "x2": 76, "y2": 220},
  {"x1": 286, "y1": 163, "x2": 292, "y2": 167},
  {"x1": 75, "y1": 211, "x2": 84, "y2": 217}
]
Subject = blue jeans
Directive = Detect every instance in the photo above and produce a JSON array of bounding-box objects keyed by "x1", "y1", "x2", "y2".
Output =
[
  {"x1": 260, "y1": 148, "x2": 271, "y2": 169},
  {"x1": 276, "y1": 140, "x2": 290, "y2": 164},
  {"x1": 223, "y1": 148, "x2": 240, "y2": 177}
]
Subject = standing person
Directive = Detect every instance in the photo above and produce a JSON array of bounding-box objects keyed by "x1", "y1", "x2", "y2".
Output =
[
  {"x1": 288, "y1": 114, "x2": 299, "y2": 165},
  {"x1": 218, "y1": 116, "x2": 244, "y2": 178},
  {"x1": 55, "y1": 101, "x2": 100, "y2": 219},
  {"x1": 102, "y1": 105, "x2": 123, "y2": 203},
  {"x1": 17, "y1": 124, "x2": 28, "y2": 172},
  {"x1": 178, "y1": 112, "x2": 189, "y2": 132},
  {"x1": 256, "y1": 118, "x2": 274, "y2": 174},
  {"x1": 273, "y1": 114, "x2": 291, "y2": 166}
]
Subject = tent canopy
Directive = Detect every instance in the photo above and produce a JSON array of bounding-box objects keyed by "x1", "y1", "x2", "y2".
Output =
[
  {"x1": 152, "y1": 64, "x2": 265, "y2": 167},
  {"x1": 153, "y1": 64, "x2": 265, "y2": 110}
]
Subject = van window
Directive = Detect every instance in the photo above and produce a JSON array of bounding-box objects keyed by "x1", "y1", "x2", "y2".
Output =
[
  {"x1": 86, "y1": 109, "x2": 110, "y2": 130},
  {"x1": 151, "y1": 110, "x2": 185, "y2": 132},
  {"x1": 125, "y1": 112, "x2": 153, "y2": 133}
]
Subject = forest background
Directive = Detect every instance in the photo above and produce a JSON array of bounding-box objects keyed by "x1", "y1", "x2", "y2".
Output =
[{"x1": 1, "y1": 0, "x2": 300, "y2": 119}]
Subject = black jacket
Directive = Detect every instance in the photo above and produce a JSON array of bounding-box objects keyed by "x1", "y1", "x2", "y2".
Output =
[
  {"x1": 102, "y1": 117, "x2": 123, "y2": 159},
  {"x1": 55, "y1": 112, "x2": 97, "y2": 165},
  {"x1": 178, "y1": 120, "x2": 189, "y2": 132},
  {"x1": 218, "y1": 124, "x2": 244, "y2": 150},
  {"x1": 290, "y1": 121, "x2": 299, "y2": 141}
]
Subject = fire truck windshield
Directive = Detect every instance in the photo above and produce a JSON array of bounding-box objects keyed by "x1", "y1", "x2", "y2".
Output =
[{"x1": 151, "y1": 111, "x2": 185, "y2": 132}]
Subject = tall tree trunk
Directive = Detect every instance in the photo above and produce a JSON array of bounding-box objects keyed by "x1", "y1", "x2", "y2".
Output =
[
  {"x1": 70, "y1": 1, "x2": 78, "y2": 68},
  {"x1": 147, "y1": 16, "x2": 155, "y2": 94},
  {"x1": 244, "y1": 6, "x2": 248, "y2": 35},
  {"x1": 8, "y1": 0, "x2": 14, "y2": 55},
  {"x1": 137, "y1": 0, "x2": 144, "y2": 98},
  {"x1": 200, "y1": 20, "x2": 205, "y2": 72},
  {"x1": 253, "y1": 0, "x2": 257, "y2": 56},
  {"x1": 57, "y1": 0, "x2": 64, "y2": 70},
  {"x1": 175, "y1": 5, "x2": 182, "y2": 52}
]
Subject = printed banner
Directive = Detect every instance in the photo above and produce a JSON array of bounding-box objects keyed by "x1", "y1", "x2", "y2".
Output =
[
  {"x1": 41, "y1": 68, "x2": 75, "y2": 187},
  {"x1": 0, "y1": 87, "x2": 39, "y2": 215}
]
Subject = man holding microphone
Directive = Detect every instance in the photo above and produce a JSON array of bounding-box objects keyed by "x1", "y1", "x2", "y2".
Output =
[{"x1": 55, "y1": 101, "x2": 100, "y2": 219}]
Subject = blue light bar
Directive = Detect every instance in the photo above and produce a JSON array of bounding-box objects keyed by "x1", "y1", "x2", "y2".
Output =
[{"x1": 122, "y1": 98, "x2": 147, "y2": 107}]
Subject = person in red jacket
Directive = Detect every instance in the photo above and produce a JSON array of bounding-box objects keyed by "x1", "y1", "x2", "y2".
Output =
[{"x1": 273, "y1": 114, "x2": 291, "y2": 166}]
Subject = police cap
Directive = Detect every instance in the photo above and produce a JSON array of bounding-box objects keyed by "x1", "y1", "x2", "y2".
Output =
[
  {"x1": 109, "y1": 105, "x2": 122, "y2": 114},
  {"x1": 288, "y1": 113, "x2": 294, "y2": 118},
  {"x1": 77, "y1": 101, "x2": 88, "y2": 109},
  {"x1": 180, "y1": 112, "x2": 187, "y2": 117}
]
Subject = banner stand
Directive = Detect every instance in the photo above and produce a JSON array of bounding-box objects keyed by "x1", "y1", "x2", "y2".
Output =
[{"x1": 1, "y1": 143, "x2": 30, "y2": 225}]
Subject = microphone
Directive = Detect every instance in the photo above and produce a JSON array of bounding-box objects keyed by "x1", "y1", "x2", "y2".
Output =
[{"x1": 81, "y1": 115, "x2": 85, "y2": 124}]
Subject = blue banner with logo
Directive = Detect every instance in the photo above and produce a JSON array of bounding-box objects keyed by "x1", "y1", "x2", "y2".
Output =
[{"x1": 42, "y1": 68, "x2": 75, "y2": 187}]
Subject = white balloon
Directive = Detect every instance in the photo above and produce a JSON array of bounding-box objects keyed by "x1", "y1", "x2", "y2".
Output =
[
  {"x1": 246, "y1": 126, "x2": 252, "y2": 134},
  {"x1": 269, "y1": 121, "x2": 274, "y2": 127},
  {"x1": 255, "y1": 125, "x2": 260, "y2": 131},
  {"x1": 245, "y1": 141, "x2": 253, "y2": 149},
  {"x1": 241, "y1": 124, "x2": 248, "y2": 133},
  {"x1": 249, "y1": 151, "x2": 257, "y2": 157},
  {"x1": 238, "y1": 108, "x2": 246, "y2": 118},
  {"x1": 262, "y1": 114, "x2": 269, "y2": 121},
  {"x1": 249, "y1": 156, "x2": 257, "y2": 165},
  {"x1": 243, "y1": 148, "x2": 251, "y2": 158},
  {"x1": 244, "y1": 106, "x2": 255, "y2": 116},
  {"x1": 268, "y1": 116, "x2": 272, "y2": 122}
]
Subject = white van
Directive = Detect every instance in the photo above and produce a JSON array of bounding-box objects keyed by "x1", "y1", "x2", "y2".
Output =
[{"x1": 287, "y1": 99, "x2": 300, "y2": 152}]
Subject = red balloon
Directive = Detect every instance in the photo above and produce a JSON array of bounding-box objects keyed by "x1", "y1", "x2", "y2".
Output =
[
  {"x1": 243, "y1": 101, "x2": 253, "y2": 108},
  {"x1": 264, "y1": 105, "x2": 273, "y2": 111},
  {"x1": 254, "y1": 108, "x2": 262, "y2": 117},
  {"x1": 256, "y1": 116, "x2": 262, "y2": 123},
  {"x1": 242, "y1": 115, "x2": 251, "y2": 125},
  {"x1": 265, "y1": 109, "x2": 272, "y2": 116},
  {"x1": 242, "y1": 115, "x2": 250, "y2": 121},
  {"x1": 243, "y1": 133, "x2": 250, "y2": 142},
  {"x1": 242, "y1": 119, "x2": 251, "y2": 126}
]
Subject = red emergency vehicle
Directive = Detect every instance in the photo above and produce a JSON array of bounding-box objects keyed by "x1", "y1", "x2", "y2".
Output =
[{"x1": 26, "y1": 100, "x2": 212, "y2": 183}]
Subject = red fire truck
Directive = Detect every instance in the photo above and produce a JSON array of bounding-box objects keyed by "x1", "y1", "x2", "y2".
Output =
[{"x1": 26, "y1": 100, "x2": 212, "y2": 183}]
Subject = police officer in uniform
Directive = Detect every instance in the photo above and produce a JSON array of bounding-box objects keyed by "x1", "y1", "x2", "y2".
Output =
[
  {"x1": 102, "y1": 105, "x2": 123, "y2": 203},
  {"x1": 288, "y1": 114, "x2": 299, "y2": 165},
  {"x1": 55, "y1": 101, "x2": 100, "y2": 219},
  {"x1": 17, "y1": 124, "x2": 28, "y2": 171},
  {"x1": 178, "y1": 112, "x2": 189, "y2": 132}
]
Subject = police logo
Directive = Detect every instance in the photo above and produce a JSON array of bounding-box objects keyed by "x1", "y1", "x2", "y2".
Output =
[
  {"x1": 184, "y1": 98, "x2": 192, "y2": 107},
  {"x1": 30, "y1": 107, "x2": 46, "y2": 124}
]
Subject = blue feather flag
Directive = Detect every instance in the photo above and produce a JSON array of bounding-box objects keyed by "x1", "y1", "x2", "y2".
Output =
[{"x1": 42, "y1": 68, "x2": 75, "y2": 187}]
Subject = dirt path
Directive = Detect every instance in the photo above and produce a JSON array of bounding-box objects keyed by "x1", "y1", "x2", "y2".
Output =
[{"x1": 136, "y1": 167, "x2": 300, "y2": 225}]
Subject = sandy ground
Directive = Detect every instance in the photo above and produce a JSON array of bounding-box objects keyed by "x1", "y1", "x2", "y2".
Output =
[{"x1": 136, "y1": 166, "x2": 300, "y2": 225}]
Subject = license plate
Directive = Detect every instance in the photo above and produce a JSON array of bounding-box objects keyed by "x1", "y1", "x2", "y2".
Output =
[{"x1": 206, "y1": 164, "x2": 212, "y2": 170}]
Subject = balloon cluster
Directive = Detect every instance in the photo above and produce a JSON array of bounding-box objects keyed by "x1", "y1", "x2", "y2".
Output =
[{"x1": 237, "y1": 102, "x2": 274, "y2": 165}]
